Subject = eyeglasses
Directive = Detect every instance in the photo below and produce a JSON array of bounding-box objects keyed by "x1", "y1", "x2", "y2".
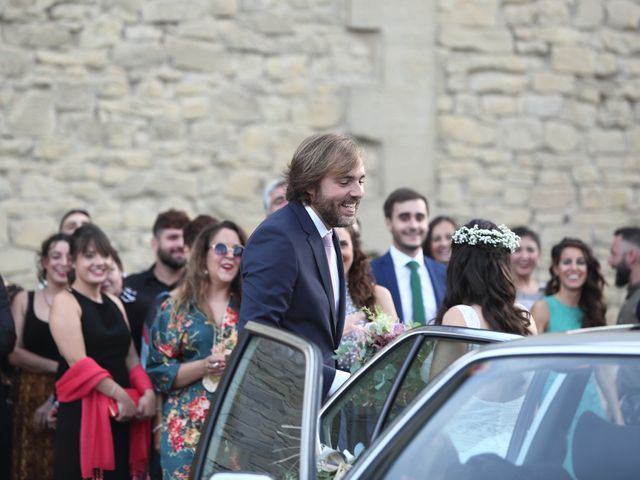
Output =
[{"x1": 210, "y1": 243, "x2": 244, "y2": 258}]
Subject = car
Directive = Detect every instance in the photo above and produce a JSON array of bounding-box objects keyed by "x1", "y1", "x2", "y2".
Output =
[
  {"x1": 189, "y1": 321, "x2": 518, "y2": 479},
  {"x1": 190, "y1": 322, "x2": 640, "y2": 479}
]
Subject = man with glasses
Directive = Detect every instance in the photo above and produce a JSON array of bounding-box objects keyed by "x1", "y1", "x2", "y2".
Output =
[{"x1": 240, "y1": 133, "x2": 365, "y2": 399}]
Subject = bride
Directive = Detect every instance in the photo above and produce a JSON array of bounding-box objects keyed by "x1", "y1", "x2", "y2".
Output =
[{"x1": 435, "y1": 219, "x2": 537, "y2": 336}]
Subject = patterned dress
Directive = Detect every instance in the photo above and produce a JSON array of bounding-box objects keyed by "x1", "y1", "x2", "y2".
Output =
[{"x1": 146, "y1": 296, "x2": 238, "y2": 480}]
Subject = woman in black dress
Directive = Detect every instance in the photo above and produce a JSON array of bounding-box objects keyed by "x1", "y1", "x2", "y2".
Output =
[
  {"x1": 9, "y1": 233, "x2": 72, "y2": 480},
  {"x1": 50, "y1": 224, "x2": 156, "y2": 480}
]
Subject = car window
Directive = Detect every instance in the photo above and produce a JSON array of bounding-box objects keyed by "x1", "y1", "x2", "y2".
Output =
[
  {"x1": 319, "y1": 336, "x2": 483, "y2": 456},
  {"x1": 376, "y1": 356, "x2": 640, "y2": 480},
  {"x1": 197, "y1": 335, "x2": 311, "y2": 480}
]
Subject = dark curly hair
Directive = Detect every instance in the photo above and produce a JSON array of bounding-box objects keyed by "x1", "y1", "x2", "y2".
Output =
[
  {"x1": 342, "y1": 225, "x2": 376, "y2": 311},
  {"x1": 37, "y1": 232, "x2": 73, "y2": 283},
  {"x1": 544, "y1": 237, "x2": 606, "y2": 328},
  {"x1": 435, "y1": 219, "x2": 531, "y2": 336}
]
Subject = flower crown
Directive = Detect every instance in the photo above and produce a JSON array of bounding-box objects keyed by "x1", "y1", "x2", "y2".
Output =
[{"x1": 452, "y1": 224, "x2": 520, "y2": 253}]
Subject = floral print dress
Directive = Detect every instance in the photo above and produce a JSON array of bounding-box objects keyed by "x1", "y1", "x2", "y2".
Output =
[{"x1": 147, "y1": 296, "x2": 238, "y2": 480}]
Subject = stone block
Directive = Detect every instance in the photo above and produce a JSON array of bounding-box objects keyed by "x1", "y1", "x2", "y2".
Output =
[
  {"x1": 305, "y1": 95, "x2": 342, "y2": 129},
  {"x1": 530, "y1": 185, "x2": 576, "y2": 209},
  {"x1": 112, "y1": 42, "x2": 166, "y2": 68},
  {"x1": 253, "y1": 12, "x2": 294, "y2": 34},
  {"x1": 165, "y1": 36, "x2": 224, "y2": 71},
  {"x1": 587, "y1": 130, "x2": 627, "y2": 153},
  {"x1": 482, "y1": 95, "x2": 518, "y2": 116},
  {"x1": 581, "y1": 186, "x2": 633, "y2": 209},
  {"x1": 504, "y1": 4, "x2": 537, "y2": 25},
  {"x1": 0, "y1": 46, "x2": 33, "y2": 77},
  {"x1": 598, "y1": 99, "x2": 633, "y2": 128},
  {"x1": 606, "y1": 0, "x2": 640, "y2": 29},
  {"x1": 539, "y1": 170, "x2": 573, "y2": 185},
  {"x1": 266, "y1": 54, "x2": 308, "y2": 80},
  {"x1": 142, "y1": 0, "x2": 208, "y2": 22},
  {"x1": 0, "y1": 177, "x2": 12, "y2": 199},
  {"x1": 601, "y1": 30, "x2": 640, "y2": 55},
  {"x1": 3, "y1": 24, "x2": 72, "y2": 48},
  {"x1": 440, "y1": 0, "x2": 499, "y2": 27},
  {"x1": 440, "y1": 115, "x2": 496, "y2": 145},
  {"x1": 497, "y1": 117, "x2": 543, "y2": 150},
  {"x1": 209, "y1": 0, "x2": 237, "y2": 16},
  {"x1": 532, "y1": 73, "x2": 575, "y2": 94},
  {"x1": 560, "y1": 100, "x2": 597, "y2": 128},
  {"x1": 627, "y1": 126, "x2": 640, "y2": 151},
  {"x1": 110, "y1": 150, "x2": 152, "y2": 168},
  {"x1": 102, "y1": 167, "x2": 132, "y2": 186},
  {"x1": 470, "y1": 72, "x2": 527, "y2": 93},
  {"x1": 53, "y1": 82, "x2": 95, "y2": 111},
  {"x1": 575, "y1": 0, "x2": 604, "y2": 28},
  {"x1": 469, "y1": 177, "x2": 503, "y2": 196},
  {"x1": 539, "y1": 0, "x2": 570, "y2": 24},
  {"x1": 552, "y1": 46, "x2": 597, "y2": 74},
  {"x1": 8, "y1": 91, "x2": 55, "y2": 137},
  {"x1": 439, "y1": 28, "x2": 513, "y2": 53},
  {"x1": 544, "y1": 121, "x2": 580, "y2": 152},
  {"x1": 0, "y1": 248, "x2": 34, "y2": 275},
  {"x1": 572, "y1": 165, "x2": 600, "y2": 183},
  {"x1": 515, "y1": 40, "x2": 549, "y2": 54},
  {"x1": 221, "y1": 170, "x2": 262, "y2": 200},
  {"x1": 515, "y1": 26, "x2": 582, "y2": 44},
  {"x1": 180, "y1": 97, "x2": 210, "y2": 120},
  {"x1": 595, "y1": 53, "x2": 619, "y2": 77},
  {"x1": 523, "y1": 94, "x2": 563, "y2": 117},
  {"x1": 79, "y1": 18, "x2": 122, "y2": 48},
  {"x1": 501, "y1": 186, "x2": 531, "y2": 206},
  {"x1": 210, "y1": 87, "x2": 261, "y2": 122}
]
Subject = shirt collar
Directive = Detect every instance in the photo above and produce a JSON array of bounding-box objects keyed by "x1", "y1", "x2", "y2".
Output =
[
  {"x1": 389, "y1": 245, "x2": 424, "y2": 267},
  {"x1": 305, "y1": 205, "x2": 332, "y2": 239}
]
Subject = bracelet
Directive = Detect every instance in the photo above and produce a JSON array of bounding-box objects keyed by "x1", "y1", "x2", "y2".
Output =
[
  {"x1": 108, "y1": 384, "x2": 118, "y2": 398},
  {"x1": 152, "y1": 423, "x2": 163, "y2": 433}
]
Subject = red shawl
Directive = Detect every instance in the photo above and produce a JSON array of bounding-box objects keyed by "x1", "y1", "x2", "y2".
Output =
[{"x1": 56, "y1": 358, "x2": 153, "y2": 480}]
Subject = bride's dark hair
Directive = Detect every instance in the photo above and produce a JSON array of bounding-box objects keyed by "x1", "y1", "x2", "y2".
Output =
[{"x1": 435, "y1": 219, "x2": 532, "y2": 336}]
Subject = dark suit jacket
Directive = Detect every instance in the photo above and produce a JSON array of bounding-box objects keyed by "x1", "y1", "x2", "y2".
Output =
[
  {"x1": 371, "y1": 251, "x2": 447, "y2": 323},
  {"x1": 239, "y1": 201, "x2": 346, "y2": 399}
]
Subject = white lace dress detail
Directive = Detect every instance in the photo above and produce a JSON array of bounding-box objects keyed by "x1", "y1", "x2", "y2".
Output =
[{"x1": 453, "y1": 305, "x2": 481, "y2": 329}]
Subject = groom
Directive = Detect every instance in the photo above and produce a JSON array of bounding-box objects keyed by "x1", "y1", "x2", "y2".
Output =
[{"x1": 239, "y1": 133, "x2": 365, "y2": 399}]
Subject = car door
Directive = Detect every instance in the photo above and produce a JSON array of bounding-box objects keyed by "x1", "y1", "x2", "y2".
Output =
[
  {"x1": 190, "y1": 321, "x2": 323, "y2": 480},
  {"x1": 318, "y1": 326, "x2": 519, "y2": 458}
]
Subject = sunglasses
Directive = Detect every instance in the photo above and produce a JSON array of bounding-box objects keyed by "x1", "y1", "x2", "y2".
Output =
[{"x1": 210, "y1": 243, "x2": 244, "y2": 258}]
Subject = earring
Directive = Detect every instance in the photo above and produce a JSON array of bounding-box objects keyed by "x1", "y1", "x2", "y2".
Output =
[{"x1": 203, "y1": 269, "x2": 208, "y2": 276}]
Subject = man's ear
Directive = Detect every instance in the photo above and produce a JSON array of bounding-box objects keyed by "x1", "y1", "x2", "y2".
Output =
[
  {"x1": 627, "y1": 247, "x2": 639, "y2": 266},
  {"x1": 384, "y1": 217, "x2": 392, "y2": 232},
  {"x1": 151, "y1": 236, "x2": 158, "y2": 253},
  {"x1": 307, "y1": 187, "x2": 316, "y2": 203}
]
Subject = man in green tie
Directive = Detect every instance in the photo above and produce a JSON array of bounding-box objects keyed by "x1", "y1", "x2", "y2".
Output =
[{"x1": 371, "y1": 188, "x2": 447, "y2": 324}]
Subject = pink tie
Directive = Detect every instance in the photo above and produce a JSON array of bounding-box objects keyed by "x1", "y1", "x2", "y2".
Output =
[{"x1": 322, "y1": 231, "x2": 338, "y2": 308}]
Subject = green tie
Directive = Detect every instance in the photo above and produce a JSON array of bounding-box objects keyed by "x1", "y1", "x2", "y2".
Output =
[{"x1": 407, "y1": 260, "x2": 426, "y2": 325}]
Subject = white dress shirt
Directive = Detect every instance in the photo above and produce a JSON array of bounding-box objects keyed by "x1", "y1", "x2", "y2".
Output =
[
  {"x1": 305, "y1": 206, "x2": 340, "y2": 311},
  {"x1": 389, "y1": 245, "x2": 438, "y2": 324}
]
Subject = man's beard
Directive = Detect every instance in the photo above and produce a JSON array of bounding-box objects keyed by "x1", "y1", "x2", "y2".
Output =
[
  {"x1": 158, "y1": 248, "x2": 186, "y2": 271},
  {"x1": 313, "y1": 192, "x2": 357, "y2": 228},
  {"x1": 615, "y1": 262, "x2": 631, "y2": 287}
]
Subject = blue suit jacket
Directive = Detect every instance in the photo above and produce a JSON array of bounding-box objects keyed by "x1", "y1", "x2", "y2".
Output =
[
  {"x1": 370, "y1": 250, "x2": 447, "y2": 323},
  {"x1": 239, "y1": 201, "x2": 346, "y2": 399}
]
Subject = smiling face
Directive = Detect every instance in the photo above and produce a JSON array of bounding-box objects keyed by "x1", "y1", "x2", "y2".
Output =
[
  {"x1": 308, "y1": 158, "x2": 365, "y2": 229},
  {"x1": 154, "y1": 227, "x2": 187, "y2": 271},
  {"x1": 386, "y1": 199, "x2": 429, "y2": 257},
  {"x1": 511, "y1": 235, "x2": 541, "y2": 279},
  {"x1": 335, "y1": 227, "x2": 354, "y2": 274},
  {"x1": 42, "y1": 240, "x2": 71, "y2": 286},
  {"x1": 429, "y1": 220, "x2": 456, "y2": 264},
  {"x1": 553, "y1": 246, "x2": 588, "y2": 292},
  {"x1": 73, "y1": 242, "x2": 112, "y2": 287},
  {"x1": 207, "y1": 228, "x2": 242, "y2": 287}
]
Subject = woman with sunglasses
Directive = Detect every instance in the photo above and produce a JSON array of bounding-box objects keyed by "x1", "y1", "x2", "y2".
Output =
[{"x1": 146, "y1": 220, "x2": 246, "y2": 480}]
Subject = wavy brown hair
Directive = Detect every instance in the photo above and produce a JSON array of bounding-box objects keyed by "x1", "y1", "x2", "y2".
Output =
[
  {"x1": 285, "y1": 133, "x2": 362, "y2": 204},
  {"x1": 435, "y1": 219, "x2": 532, "y2": 336},
  {"x1": 342, "y1": 226, "x2": 376, "y2": 311},
  {"x1": 173, "y1": 220, "x2": 246, "y2": 320},
  {"x1": 544, "y1": 237, "x2": 606, "y2": 328}
]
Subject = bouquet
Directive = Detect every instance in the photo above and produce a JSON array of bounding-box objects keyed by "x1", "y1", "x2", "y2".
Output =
[{"x1": 334, "y1": 306, "x2": 415, "y2": 373}]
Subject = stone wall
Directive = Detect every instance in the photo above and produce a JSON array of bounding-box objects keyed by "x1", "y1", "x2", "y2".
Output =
[
  {"x1": 434, "y1": 0, "x2": 640, "y2": 319},
  {"x1": 1, "y1": 0, "x2": 638, "y2": 319}
]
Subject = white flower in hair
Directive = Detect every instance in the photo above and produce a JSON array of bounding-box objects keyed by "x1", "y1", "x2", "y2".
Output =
[{"x1": 452, "y1": 224, "x2": 520, "y2": 253}]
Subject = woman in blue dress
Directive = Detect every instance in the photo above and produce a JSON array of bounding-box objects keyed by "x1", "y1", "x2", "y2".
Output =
[
  {"x1": 531, "y1": 237, "x2": 606, "y2": 332},
  {"x1": 147, "y1": 221, "x2": 246, "y2": 480}
]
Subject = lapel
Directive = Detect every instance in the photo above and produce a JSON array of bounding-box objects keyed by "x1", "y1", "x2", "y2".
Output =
[
  {"x1": 382, "y1": 251, "x2": 404, "y2": 322},
  {"x1": 290, "y1": 202, "x2": 339, "y2": 338},
  {"x1": 332, "y1": 231, "x2": 346, "y2": 347}
]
